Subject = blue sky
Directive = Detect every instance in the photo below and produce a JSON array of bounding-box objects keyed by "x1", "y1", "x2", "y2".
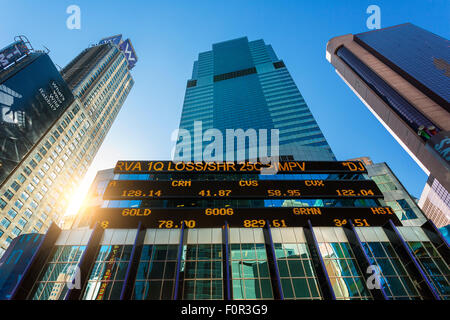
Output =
[{"x1": 1, "y1": 0, "x2": 449, "y2": 204}]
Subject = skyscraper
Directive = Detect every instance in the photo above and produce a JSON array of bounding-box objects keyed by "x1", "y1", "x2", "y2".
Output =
[
  {"x1": 326, "y1": 23, "x2": 450, "y2": 228},
  {"x1": 7, "y1": 37, "x2": 449, "y2": 301},
  {"x1": 176, "y1": 37, "x2": 335, "y2": 162},
  {"x1": 0, "y1": 35, "x2": 136, "y2": 257}
]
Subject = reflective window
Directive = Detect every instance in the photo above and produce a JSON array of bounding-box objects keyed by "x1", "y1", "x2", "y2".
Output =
[
  {"x1": 362, "y1": 242, "x2": 421, "y2": 299},
  {"x1": 274, "y1": 243, "x2": 321, "y2": 299},
  {"x1": 132, "y1": 245, "x2": 178, "y2": 300},
  {"x1": 319, "y1": 242, "x2": 372, "y2": 300},
  {"x1": 83, "y1": 245, "x2": 132, "y2": 300},
  {"x1": 408, "y1": 241, "x2": 450, "y2": 300},
  {"x1": 182, "y1": 244, "x2": 223, "y2": 300},
  {"x1": 230, "y1": 243, "x2": 273, "y2": 300},
  {"x1": 30, "y1": 245, "x2": 86, "y2": 300}
]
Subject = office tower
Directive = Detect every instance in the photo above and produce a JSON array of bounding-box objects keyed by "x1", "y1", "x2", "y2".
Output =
[
  {"x1": 176, "y1": 37, "x2": 335, "y2": 161},
  {"x1": 0, "y1": 35, "x2": 136, "y2": 257},
  {"x1": 326, "y1": 23, "x2": 449, "y2": 228},
  {"x1": 348, "y1": 156, "x2": 427, "y2": 226},
  {"x1": 8, "y1": 38, "x2": 449, "y2": 301}
]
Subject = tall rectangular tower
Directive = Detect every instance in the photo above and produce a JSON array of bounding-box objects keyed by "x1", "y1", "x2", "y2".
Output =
[
  {"x1": 176, "y1": 37, "x2": 335, "y2": 161},
  {"x1": 0, "y1": 36, "x2": 136, "y2": 257},
  {"x1": 326, "y1": 23, "x2": 450, "y2": 228}
]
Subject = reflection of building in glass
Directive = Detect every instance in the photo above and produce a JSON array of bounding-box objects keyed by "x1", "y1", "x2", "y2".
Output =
[
  {"x1": 326, "y1": 23, "x2": 450, "y2": 229},
  {"x1": 0, "y1": 36, "x2": 135, "y2": 258},
  {"x1": 348, "y1": 156, "x2": 427, "y2": 226}
]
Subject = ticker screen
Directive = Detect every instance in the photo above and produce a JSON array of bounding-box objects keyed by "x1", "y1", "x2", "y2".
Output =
[
  {"x1": 91, "y1": 206, "x2": 400, "y2": 229},
  {"x1": 103, "y1": 179, "x2": 383, "y2": 200},
  {"x1": 113, "y1": 160, "x2": 367, "y2": 174}
]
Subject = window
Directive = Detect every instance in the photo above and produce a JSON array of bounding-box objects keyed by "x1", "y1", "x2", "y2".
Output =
[
  {"x1": 20, "y1": 192, "x2": 30, "y2": 201},
  {"x1": 4, "y1": 237, "x2": 12, "y2": 246},
  {"x1": 408, "y1": 241, "x2": 450, "y2": 299},
  {"x1": 36, "y1": 220, "x2": 43, "y2": 229},
  {"x1": 0, "y1": 198, "x2": 6, "y2": 209},
  {"x1": 12, "y1": 227, "x2": 21, "y2": 237},
  {"x1": 1, "y1": 218, "x2": 11, "y2": 229},
  {"x1": 3, "y1": 190, "x2": 14, "y2": 200},
  {"x1": 30, "y1": 201, "x2": 38, "y2": 209},
  {"x1": 362, "y1": 242, "x2": 420, "y2": 299},
  {"x1": 275, "y1": 243, "x2": 321, "y2": 300},
  {"x1": 26, "y1": 184, "x2": 35, "y2": 193},
  {"x1": 182, "y1": 244, "x2": 223, "y2": 300},
  {"x1": 11, "y1": 181, "x2": 21, "y2": 191},
  {"x1": 32, "y1": 176, "x2": 40, "y2": 185},
  {"x1": 24, "y1": 209, "x2": 33, "y2": 219},
  {"x1": 18, "y1": 218, "x2": 27, "y2": 228},
  {"x1": 230, "y1": 243, "x2": 273, "y2": 300},
  {"x1": 14, "y1": 200, "x2": 23, "y2": 210},
  {"x1": 132, "y1": 245, "x2": 178, "y2": 300},
  {"x1": 23, "y1": 167, "x2": 32, "y2": 176},
  {"x1": 30, "y1": 245, "x2": 87, "y2": 300},
  {"x1": 319, "y1": 242, "x2": 372, "y2": 300},
  {"x1": 34, "y1": 153, "x2": 43, "y2": 163},
  {"x1": 42, "y1": 163, "x2": 50, "y2": 172},
  {"x1": 7, "y1": 209, "x2": 18, "y2": 219},
  {"x1": 17, "y1": 174, "x2": 26, "y2": 183},
  {"x1": 29, "y1": 160, "x2": 37, "y2": 169},
  {"x1": 83, "y1": 245, "x2": 132, "y2": 300}
]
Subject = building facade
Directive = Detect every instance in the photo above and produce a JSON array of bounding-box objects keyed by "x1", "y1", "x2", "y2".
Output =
[
  {"x1": 5, "y1": 37, "x2": 449, "y2": 301},
  {"x1": 0, "y1": 36, "x2": 136, "y2": 257},
  {"x1": 348, "y1": 157, "x2": 427, "y2": 226},
  {"x1": 176, "y1": 37, "x2": 335, "y2": 162},
  {"x1": 326, "y1": 23, "x2": 450, "y2": 228},
  {"x1": 6, "y1": 159, "x2": 450, "y2": 301}
]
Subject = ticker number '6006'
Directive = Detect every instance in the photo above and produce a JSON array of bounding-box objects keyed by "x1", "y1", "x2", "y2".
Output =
[
  {"x1": 121, "y1": 208, "x2": 152, "y2": 216},
  {"x1": 205, "y1": 208, "x2": 234, "y2": 215}
]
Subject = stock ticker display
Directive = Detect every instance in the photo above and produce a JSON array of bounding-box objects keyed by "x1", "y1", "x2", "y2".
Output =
[{"x1": 92, "y1": 160, "x2": 401, "y2": 229}]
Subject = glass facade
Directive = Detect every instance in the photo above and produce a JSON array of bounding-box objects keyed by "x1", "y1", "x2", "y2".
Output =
[
  {"x1": 230, "y1": 243, "x2": 273, "y2": 299},
  {"x1": 408, "y1": 241, "x2": 450, "y2": 300},
  {"x1": 182, "y1": 244, "x2": 223, "y2": 300},
  {"x1": 30, "y1": 245, "x2": 86, "y2": 300},
  {"x1": 362, "y1": 242, "x2": 420, "y2": 299},
  {"x1": 355, "y1": 23, "x2": 450, "y2": 106},
  {"x1": 275, "y1": 242, "x2": 321, "y2": 299},
  {"x1": 336, "y1": 46, "x2": 437, "y2": 135},
  {"x1": 132, "y1": 244, "x2": 178, "y2": 300},
  {"x1": 176, "y1": 37, "x2": 335, "y2": 161},
  {"x1": 83, "y1": 244, "x2": 132, "y2": 300}
]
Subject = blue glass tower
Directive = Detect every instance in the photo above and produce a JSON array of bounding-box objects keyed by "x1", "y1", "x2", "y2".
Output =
[{"x1": 177, "y1": 37, "x2": 335, "y2": 161}]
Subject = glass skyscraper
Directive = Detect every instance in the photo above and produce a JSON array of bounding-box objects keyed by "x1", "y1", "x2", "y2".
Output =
[
  {"x1": 176, "y1": 37, "x2": 335, "y2": 161},
  {"x1": 326, "y1": 23, "x2": 449, "y2": 229}
]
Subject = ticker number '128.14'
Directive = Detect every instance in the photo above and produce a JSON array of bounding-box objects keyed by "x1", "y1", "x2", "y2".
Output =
[{"x1": 121, "y1": 190, "x2": 162, "y2": 197}]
